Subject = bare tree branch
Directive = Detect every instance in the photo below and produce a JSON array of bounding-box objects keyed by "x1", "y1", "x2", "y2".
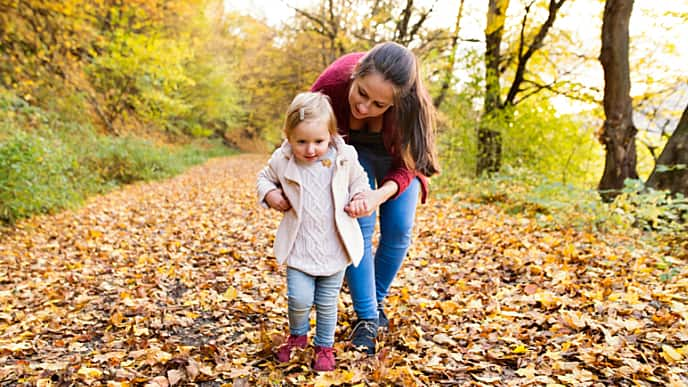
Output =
[
  {"x1": 505, "y1": 0, "x2": 567, "y2": 106},
  {"x1": 433, "y1": 0, "x2": 464, "y2": 108},
  {"x1": 407, "y1": 1, "x2": 436, "y2": 43}
]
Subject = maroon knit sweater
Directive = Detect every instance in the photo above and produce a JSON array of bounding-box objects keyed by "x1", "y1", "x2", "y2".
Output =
[{"x1": 310, "y1": 52, "x2": 429, "y2": 203}]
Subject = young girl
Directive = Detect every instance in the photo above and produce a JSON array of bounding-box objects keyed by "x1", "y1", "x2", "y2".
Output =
[{"x1": 256, "y1": 91, "x2": 370, "y2": 371}]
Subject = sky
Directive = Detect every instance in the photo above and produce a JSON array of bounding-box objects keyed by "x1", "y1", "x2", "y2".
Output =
[
  {"x1": 222, "y1": 0, "x2": 688, "y2": 40},
  {"x1": 223, "y1": 0, "x2": 688, "y2": 121},
  {"x1": 223, "y1": 0, "x2": 478, "y2": 32}
]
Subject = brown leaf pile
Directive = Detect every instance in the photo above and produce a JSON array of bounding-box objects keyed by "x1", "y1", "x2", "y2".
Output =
[{"x1": 0, "y1": 154, "x2": 686, "y2": 386}]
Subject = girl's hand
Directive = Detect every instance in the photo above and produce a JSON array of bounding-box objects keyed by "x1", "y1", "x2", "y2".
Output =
[
  {"x1": 344, "y1": 190, "x2": 382, "y2": 217},
  {"x1": 344, "y1": 197, "x2": 368, "y2": 218},
  {"x1": 265, "y1": 189, "x2": 292, "y2": 212},
  {"x1": 345, "y1": 181, "x2": 398, "y2": 217}
]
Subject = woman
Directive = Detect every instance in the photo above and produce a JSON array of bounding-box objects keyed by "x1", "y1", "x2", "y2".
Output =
[{"x1": 310, "y1": 41, "x2": 440, "y2": 355}]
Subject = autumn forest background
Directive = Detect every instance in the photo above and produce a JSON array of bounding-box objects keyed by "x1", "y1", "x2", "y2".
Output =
[{"x1": 0, "y1": 0, "x2": 687, "y2": 385}]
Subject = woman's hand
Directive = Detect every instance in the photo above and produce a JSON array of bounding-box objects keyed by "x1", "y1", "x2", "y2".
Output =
[{"x1": 265, "y1": 189, "x2": 292, "y2": 212}]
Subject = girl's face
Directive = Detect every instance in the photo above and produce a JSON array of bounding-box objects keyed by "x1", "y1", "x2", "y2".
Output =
[
  {"x1": 348, "y1": 72, "x2": 395, "y2": 120},
  {"x1": 288, "y1": 119, "x2": 331, "y2": 164}
]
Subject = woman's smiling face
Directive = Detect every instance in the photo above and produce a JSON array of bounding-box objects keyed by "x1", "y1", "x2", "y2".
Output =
[{"x1": 348, "y1": 72, "x2": 395, "y2": 120}]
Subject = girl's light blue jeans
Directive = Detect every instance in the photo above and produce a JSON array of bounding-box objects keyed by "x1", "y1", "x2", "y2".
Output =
[
  {"x1": 345, "y1": 147, "x2": 420, "y2": 320},
  {"x1": 287, "y1": 267, "x2": 345, "y2": 347}
]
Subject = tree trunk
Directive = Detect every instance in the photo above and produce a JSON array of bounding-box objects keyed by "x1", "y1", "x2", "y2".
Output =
[
  {"x1": 646, "y1": 102, "x2": 688, "y2": 196},
  {"x1": 477, "y1": 0, "x2": 509, "y2": 176},
  {"x1": 598, "y1": 0, "x2": 637, "y2": 201},
  {"x1": 477, "y1": 127, "x2": 502, "y2": 174}
]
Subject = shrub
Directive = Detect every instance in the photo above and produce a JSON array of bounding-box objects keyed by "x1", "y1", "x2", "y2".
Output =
[
  {"x1": 0, "y1": 131, "x2": 82, "y2": 223},
  {"x1": 1, "y1": 89, "x2": 235, "y2": 224},
  {"x1": 83, "y1": 136, "x2": 174, "y2": 185}
]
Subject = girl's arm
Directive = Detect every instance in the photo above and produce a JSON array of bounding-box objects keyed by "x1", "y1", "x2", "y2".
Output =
[
  {"x1": 264, "y1": 189, "x2": 291, "y2": 212},
  {"x1": 256, "y1": 151, "x2": 292, "y2": 211}
]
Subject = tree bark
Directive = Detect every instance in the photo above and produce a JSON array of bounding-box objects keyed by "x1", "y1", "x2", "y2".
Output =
[
  {"x1": 477, "y1": 127, "x2": 502, "y2": 174},
  {"x1": 646, "y1": 102, "x2": 688, "y2": 197},
  {"x1": 477, "y1": 0, "x2": 565, "y2": 176},
  {"x1": 477, "y1": 0, "x2": 509, "y2": 176},
  {"x1": 598, "y1": 0, "x2": 637, "y2": 201}
]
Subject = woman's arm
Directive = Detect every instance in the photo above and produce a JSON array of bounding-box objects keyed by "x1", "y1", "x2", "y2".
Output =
[{"x1": 381, "y1": 164, "x2": 429, "y2": 204}]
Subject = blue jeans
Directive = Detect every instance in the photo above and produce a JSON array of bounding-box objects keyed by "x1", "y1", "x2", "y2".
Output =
[
  {"x1": 287, "y1": 267, "x2": 345, "y2": 347},
  {"x1": 345, "y1": 147, "x2": 420, "y2": 320}
]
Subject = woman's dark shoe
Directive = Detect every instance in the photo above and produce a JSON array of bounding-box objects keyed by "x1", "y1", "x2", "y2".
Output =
[
  {"x1": 349, "y1": 319, "x2": 377, "y2": 355},
  {"x1": 377, "y1": 307, "x2": 389, "y2": 330}
]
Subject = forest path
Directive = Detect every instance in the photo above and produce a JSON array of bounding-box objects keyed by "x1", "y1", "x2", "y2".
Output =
[{"x1": 0, "y1": 154, "x2": 685, "y2": 385}]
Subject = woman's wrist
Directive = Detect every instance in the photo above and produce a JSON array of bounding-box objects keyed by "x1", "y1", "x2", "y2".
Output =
[{"x1": 377, "y1": 181, "x2": 398, "y2": 202}]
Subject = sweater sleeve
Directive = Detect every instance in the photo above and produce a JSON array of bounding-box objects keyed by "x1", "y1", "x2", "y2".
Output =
[
  {"x1": 380, "y1": 163, "x2": 428, "y2": 203},
  {"x1": 310, "y1": 53, "x2": 362, "y2": 92},
  {"x1": 380, "y1": 116, "x2": 429, "y2": 202}
]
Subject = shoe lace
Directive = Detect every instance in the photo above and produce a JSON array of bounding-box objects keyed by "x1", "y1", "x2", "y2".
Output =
[{"x1": 349, "y1": 319, "x2": 376, "y2": 340}]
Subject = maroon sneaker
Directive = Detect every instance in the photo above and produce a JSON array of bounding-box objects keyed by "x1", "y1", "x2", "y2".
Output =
[
  {"x1": 312, "y1": 346, "x2": 335, "y2": 371},
  {"x1": 275, "y1": 335, "x2": 307, "y2": 362}
]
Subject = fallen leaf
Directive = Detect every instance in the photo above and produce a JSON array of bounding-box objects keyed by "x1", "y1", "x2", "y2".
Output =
[
  {"x1": 77, "y1": 367, "x2": 102, "y2": 379},
  {"x1": 661, "y1": 345, "x2": 683, "y2": 363}
]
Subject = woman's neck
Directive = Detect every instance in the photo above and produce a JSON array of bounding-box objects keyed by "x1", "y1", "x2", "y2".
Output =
[{"x1": 349, "y1": 114, "x2": 383, "y2": 132}]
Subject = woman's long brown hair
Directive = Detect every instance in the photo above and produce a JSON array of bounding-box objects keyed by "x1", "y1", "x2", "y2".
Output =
[{"x1": 354, "y1": 42, "x2": 440, "y2": 177}]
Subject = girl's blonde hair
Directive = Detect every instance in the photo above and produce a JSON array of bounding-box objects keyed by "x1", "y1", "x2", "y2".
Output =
[{"x1": 283, "y1": 92, "x2": 337, "y2": 139}]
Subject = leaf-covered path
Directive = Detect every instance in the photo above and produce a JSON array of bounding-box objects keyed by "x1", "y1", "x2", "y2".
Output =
[{"x1": 1, "y1": 154, "x2": 686, "y2": 386}]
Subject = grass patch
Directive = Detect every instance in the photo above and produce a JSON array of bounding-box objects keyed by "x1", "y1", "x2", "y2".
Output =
[
  {"x1": 0, "y1": 91, "x2": 235, "y2": 224},
  {"x1": 435, "y1": 166, "x2": 687, "y2": 261}
]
